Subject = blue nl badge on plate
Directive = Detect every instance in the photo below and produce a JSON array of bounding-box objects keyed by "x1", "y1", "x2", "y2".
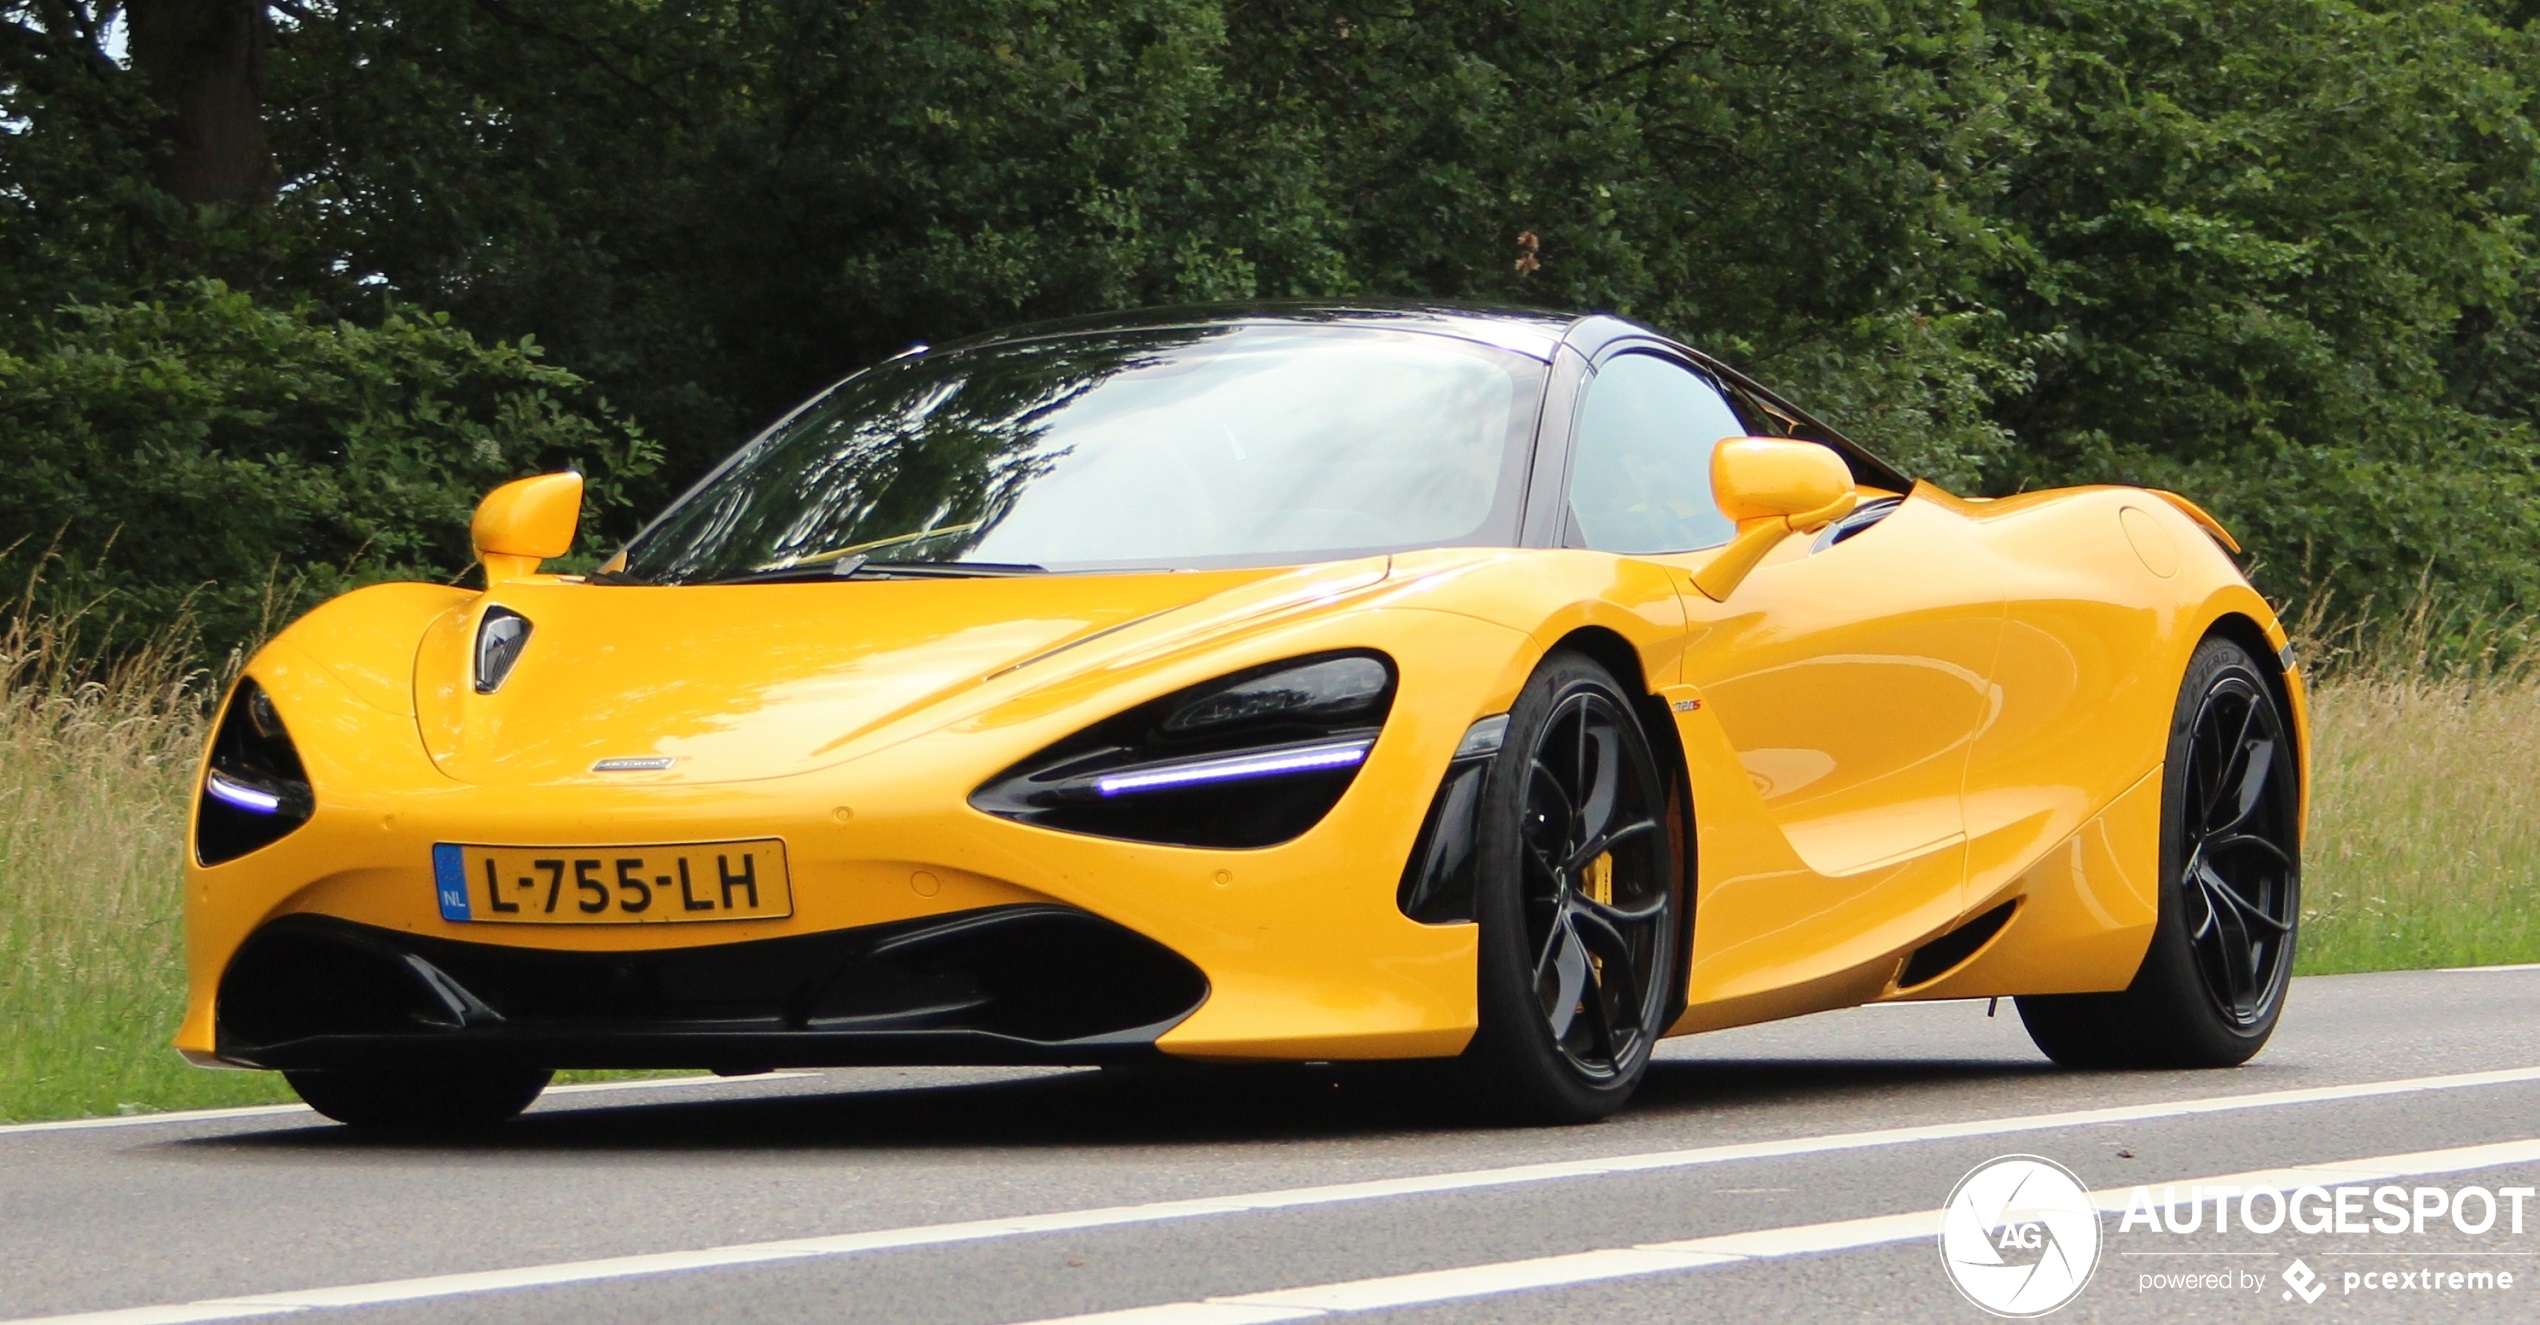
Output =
[{"x1": 432, "y1": 843, "x2": 472, "y2": 921}]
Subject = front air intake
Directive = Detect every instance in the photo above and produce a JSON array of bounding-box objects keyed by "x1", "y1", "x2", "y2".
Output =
[
  {"x1": 214, "y1": 907, "x2": 1210, "y2": 1070},
  {"x1": 195, "y1": 679, "x2": 315, "y2": 865},
  {"x1": 1396, "y1": 714, "x2": 1509, "y2": 924}
]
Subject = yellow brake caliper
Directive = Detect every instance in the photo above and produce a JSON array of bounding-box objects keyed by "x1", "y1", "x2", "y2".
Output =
[{"x1": 1585, "y1": 852, "x2": 1614, "y2": 983}]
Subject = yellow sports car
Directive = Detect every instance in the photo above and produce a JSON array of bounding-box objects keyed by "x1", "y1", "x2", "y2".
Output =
[{"x1": 179, "y1": 304, "x2": 2306, "y2": 1128}]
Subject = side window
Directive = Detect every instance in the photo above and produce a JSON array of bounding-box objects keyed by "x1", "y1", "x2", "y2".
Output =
[{"x1": 1566, "y1": 353, "x2": 1746, "y2": 553}]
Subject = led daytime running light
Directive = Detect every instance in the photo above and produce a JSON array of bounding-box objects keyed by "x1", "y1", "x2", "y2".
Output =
[
  {"x1": 205, "y1": 770, "x2": 283, "y2": 814},
  {"x1": 1094, "y1": 738, "x2": 1372, "y2": 797}
]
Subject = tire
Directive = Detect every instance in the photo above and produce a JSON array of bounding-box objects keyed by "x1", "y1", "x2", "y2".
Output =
[
  {"x1": 1461, "y1": 650, "x2": 1683, "y2": 1123},
  {"x1": 2018, "y1": 635, "x2": 2300, "y2": 1068},
  {"x1": 284, "y1": 1065, "x2": 553, "y2": 1131}
]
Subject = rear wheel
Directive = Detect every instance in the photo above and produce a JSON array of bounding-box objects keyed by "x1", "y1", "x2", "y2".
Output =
[
  {"x1": 2018, "y1": 636, "x2": 2300, "y2": 1068},
  {"x1": 285, "y1": 1065, "x2": 552, "y2": 1131},
  {"x1": 1463, "y1": 652, "x2": 1681, "y2": 1123}
]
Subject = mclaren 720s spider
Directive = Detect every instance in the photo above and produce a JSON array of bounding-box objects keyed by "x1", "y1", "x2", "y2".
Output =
[{"x1": 180, "y1": 304, "x2": 2306, "y2": 1128}]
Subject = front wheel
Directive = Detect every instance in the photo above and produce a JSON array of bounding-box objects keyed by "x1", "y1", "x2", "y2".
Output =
[
  {"x1": 285, "y1": 1065, "x2": 553, "y2": 1131},
  {"x1": 2018, "y1": 636, "x2": 2301, "y2": 1068},
  {"x1": 1462, "y1": 651, "x2": 1682, "y2": 1123}
]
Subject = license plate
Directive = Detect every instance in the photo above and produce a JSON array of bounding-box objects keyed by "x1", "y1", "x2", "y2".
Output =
[{"x1": 432, "y1": 840, "x2": 791, "y2": 924}]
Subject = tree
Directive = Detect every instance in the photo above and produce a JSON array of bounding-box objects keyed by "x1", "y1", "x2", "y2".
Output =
[
  {"x1": 127, "y1": 0, "x2": 272, "y2": 209},
  {"x1": 13, "y1": 0, "x2": 2540, "y2": 649},
  {"x1": 1977, "y1": 0, "x2": 2540, "y2": 616}
]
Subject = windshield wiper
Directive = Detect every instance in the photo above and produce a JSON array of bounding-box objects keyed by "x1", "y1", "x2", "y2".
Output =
[
  {"x1": 850, "y1": 559, "x2": 1047, "y2": 578},
  {"x1": 690, "y1": 558, "x2": 1047, "y2": 586}
]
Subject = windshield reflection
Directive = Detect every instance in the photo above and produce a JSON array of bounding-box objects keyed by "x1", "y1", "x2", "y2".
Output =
[{"x1": 619, "y1": 324, "x2": 1546, "y2": 584}]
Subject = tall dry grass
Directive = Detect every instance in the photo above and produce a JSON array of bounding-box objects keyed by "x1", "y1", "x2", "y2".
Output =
[
  {"x1": 2287, "y1": 592, "x2": 2540, "y2": 972},
  {"x1": 2296, "y1": 673, "x2": 2540, "y2": 973},
  {"x1": 0, "y1": 623, "x2": 294, "y2": 1122}
]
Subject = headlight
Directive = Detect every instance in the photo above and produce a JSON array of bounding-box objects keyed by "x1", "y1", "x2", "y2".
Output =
[
  {"x1": 196, "y1": 679, "x2": 315, "y2": 865},
  {"x1": 970, "y1": 652, "x2": 1394, "y2": 848}
]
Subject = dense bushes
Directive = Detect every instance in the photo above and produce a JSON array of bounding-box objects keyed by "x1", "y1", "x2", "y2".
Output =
[
  {"x1": 0, "y1": 281, "x2": 653, "y2": 648},
  {"x1": 1982, "y1": 0, "x2": 2540, "y2": 616},
  {"x1": 6, "y1": 1, "x2": 2540, "y2": 650}
]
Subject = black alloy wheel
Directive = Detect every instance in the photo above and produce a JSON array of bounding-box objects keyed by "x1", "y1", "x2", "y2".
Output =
[
  {"x1": 1465, "y1": 651, "x2": 1682, "y2": 1122},
  {"x1": 2177, "y1": 668, "x2": 2299, "y2": 1026},
  {"x1": 2019, "y1": 636, "x2": 2301, "y2": 1068}
]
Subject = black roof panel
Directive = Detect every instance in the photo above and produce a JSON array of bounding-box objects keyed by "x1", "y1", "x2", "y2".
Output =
[{"x1": 929, "y1": 300, "x2": 1912, "y2": 489}]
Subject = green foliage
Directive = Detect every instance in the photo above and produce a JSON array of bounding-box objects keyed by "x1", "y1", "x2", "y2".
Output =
[
  {"x1": 258, "y1": 0, "x2": 2036, "y2": 486},
  {"x1": 11, "y1": 0, "x2": 2540, "y2": 642},
  {"x1": 258, "y1": 0, "x2": 1320, "y2": 470},
  {"x1": 0, "y1": 280, "x2": 656, "y2": 649},
  {"x1": 1979, "y1": 0, "x2": 2540, "y2": 616}
]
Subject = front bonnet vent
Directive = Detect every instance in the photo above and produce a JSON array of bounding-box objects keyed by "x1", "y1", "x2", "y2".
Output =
[{"x1": 474, "y1": 607, "x2": 532, "y2": 694}]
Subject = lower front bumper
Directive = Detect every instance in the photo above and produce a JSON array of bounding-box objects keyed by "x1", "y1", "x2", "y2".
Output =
[{"x1": 211, "y1": 905, "x2": 1209, "y2": 1071}]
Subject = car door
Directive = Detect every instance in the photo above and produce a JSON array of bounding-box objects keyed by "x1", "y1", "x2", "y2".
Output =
[{"x1": 1556, "y1": 346, "x2": 2007, "y2": 1013}]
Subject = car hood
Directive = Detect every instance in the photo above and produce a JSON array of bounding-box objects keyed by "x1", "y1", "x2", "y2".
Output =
[{"x1": 410, "y1": 563, "x2": 1386, "y2": 788}]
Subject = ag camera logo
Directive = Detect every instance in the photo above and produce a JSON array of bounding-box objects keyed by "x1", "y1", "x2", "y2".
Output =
[{"x1": 1941, "y1": 1155, "x2": 2103, "y2": 1317}]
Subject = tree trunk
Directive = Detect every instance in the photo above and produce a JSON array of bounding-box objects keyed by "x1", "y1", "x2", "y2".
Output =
[{"x1": 127, "y1": 0, "x2": 271, "y2": 210}]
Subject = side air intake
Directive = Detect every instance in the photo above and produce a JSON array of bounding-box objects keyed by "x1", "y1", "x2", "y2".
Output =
[
  {"x1": 196, "y1": 679, "x2": 315, "y2": 865},
  {"x1": 1897, "y1": 900, "x2": 2019, "y2": 988}
]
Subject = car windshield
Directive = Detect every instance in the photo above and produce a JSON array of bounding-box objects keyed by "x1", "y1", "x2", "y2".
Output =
[{"x1": 614, "y1": 323, "x2": 1548, "y2": 583}]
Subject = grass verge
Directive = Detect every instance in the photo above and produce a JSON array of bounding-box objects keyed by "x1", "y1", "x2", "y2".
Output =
[
  {"x1": 0, "y1": 628, "x2": 279, "y2": 1122},
  {"x1": 2295, "y1": 673, "x2": 2540, "y2": 973}
]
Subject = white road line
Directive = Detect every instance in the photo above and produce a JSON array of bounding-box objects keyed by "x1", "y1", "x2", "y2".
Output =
[
  {"x1": 0, "y1": 1074, "x2": 812, "y2": 1138},
  {"x1": 2441, "y1": 962, "x2": 2540, "y2": 974},
  {"x1": 1025, "y1": 1136, "x2": 2540, "y2": 1325},
  {"x1": 13, "y1": 1064, "x2": 2540, "y2": 1325}
]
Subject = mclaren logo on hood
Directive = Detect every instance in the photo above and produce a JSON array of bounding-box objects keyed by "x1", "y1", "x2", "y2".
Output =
[{"x1": 591, "y1": 757, "x2": 677, "y2": 772}]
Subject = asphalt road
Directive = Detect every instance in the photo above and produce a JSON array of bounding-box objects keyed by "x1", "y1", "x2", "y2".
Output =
[{"x1": 9, "y1": 967, "x2": 2540, "y2": 1325}]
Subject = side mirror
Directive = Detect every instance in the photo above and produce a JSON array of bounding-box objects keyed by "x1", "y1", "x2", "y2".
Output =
[
  {"x1": 472, "y1": 472, "x2": 584, "y2": 584},
  {"x1": 1688, "y1": 439, "x2": 1857, "y2": 601}
]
